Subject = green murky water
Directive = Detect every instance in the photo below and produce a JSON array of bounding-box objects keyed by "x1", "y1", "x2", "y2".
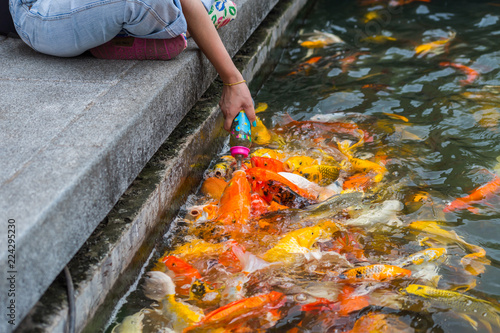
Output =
[{"x1": 106, "y1": 0, "x2": 500, "y2": 332}]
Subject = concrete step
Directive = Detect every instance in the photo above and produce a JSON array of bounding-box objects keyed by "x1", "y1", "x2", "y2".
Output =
[{"x1": 1, "y1": 0, "x2": 310, "y2": 332}]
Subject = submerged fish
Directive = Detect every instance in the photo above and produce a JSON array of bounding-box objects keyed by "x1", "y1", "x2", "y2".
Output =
[
  {"x1": 402, "y1": 284, "x2": 500, "y2": 332},
  {"x1": 399, "y1": 247, "x2": 447, "y2": 267},
  {"x1": 444, "y1": 175, "x2": 500, "y2": 214},
  {"x1": 143, "y1": 271, "x2": 204, "y2": 332},
  {"x1": 262, "y1": 221, "x2": 338, "y2": 263},
  {"x1": 284, "y1": 156, "x2": 319, "y2": 172},
  {"x1": 415, "y1": 31, "x2": 456, "y2": 57},
  {"x1": 408, "y1": 221, "x2": 491, "y2": 275},
  {"x1": 344, "y1": 200, "x2": 404, "y2": 230},
  {"x1": 251, "y1": 117, "x2": 273, "y2": 145},
  {"x1": 338, "y1": 264, "x2": 411, "y2": 282},
  {"x1": 440, "y1": 61, "x2": 479, "y2": 86},
  {"x1": 361, "y1": 35, "x2": 398, "y2": 43},
  {"x1": 183, "y1": 291, "x2": 285, "y2": 332},
  {"x1": 299, "y1": 191, "x2": 366, "y2": 221},
  {"x1": 295, "y1": 164, "x2": 340, "y2": 186},
  {"x1": 111, "y1": 310, "x2": 145, "y2": 333},
  {"x1": 298, "y1": 30, "x2": 344, "y2": 49}
]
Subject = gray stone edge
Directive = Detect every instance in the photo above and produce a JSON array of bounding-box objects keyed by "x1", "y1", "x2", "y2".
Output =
[{"x1": 14, "y1": 0, "x2": 311, "y2": 332}]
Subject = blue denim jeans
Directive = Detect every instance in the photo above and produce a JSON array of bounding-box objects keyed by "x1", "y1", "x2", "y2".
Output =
[{"x1": 9, "y1": 0, "x2": 214, "y2": 57}]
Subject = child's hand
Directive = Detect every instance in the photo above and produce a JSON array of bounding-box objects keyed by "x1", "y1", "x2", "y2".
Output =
[{"x1": 220, "y1": 82, "x2": 256, "y2": 132}]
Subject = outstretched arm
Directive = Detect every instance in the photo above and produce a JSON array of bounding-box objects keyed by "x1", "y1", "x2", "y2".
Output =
[{"x1": 180, "y1": 0, "x2": 256, "y2": 131}]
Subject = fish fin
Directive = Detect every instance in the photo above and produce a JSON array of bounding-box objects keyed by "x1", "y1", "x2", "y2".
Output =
[
  {"x1": 467, "y1": 206, "x2": 480, "y2": 214},
  {"x1": 450, "y1": 279, "x2": 477, "y2": 292},
  {"x1": 418, "y1": 237, "x2": 431, "y2": 247},
  {"x1": 459, "y1": 314, "x2": 479, "y2": 330},
  {"x1": 430, "y1": 275, "x2": 441, "y2": 288}
]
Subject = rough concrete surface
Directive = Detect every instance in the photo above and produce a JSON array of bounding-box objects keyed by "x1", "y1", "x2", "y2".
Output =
[
  {"x1": 11, "y1": 0, "x2": 312, "y2": 332},
  {"x1": 0, "y1": 0, "x2": 289, "y2": 332}
]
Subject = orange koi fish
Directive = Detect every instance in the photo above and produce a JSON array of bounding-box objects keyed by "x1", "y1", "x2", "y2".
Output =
[
  {"x1": 444, "y1": 175, "x2": 500, "y2": 213},
  {"x1": 200, "y1": 177, "x2": 227, "y2": 200},
  {"x1": 340, "y1": 52, "x2": 369, "y2": 73},
  {"x1": 288, "y1": 56, "x2": 323, "y2": 76},
  {"x1": 246, "y1": 167, "x2": 318, "y2": 201},
  {"x1": 216, "y1": 170, "x2": 252, "y2": 225},
  {"x1": 339, "y1": 264, "x2": 411, "y2": 282},
  {"x1": 440, "y1": 62, "x2": 479, "y2": 86},
  {"x1": 362, "y1": 83, "x2": 390, "y2": 91},
  {"x1": 337, "y1": 285, "x2": 370, "y2": 316},
  {"x1": 390, "y1": 0, "x2": 430, "y2": 6},
  {"x1": 274, "y1": 114, "x2": 367, "y2": 146},
  {"x1": 328, "y1": 231, "x2": 367, "y2": 262},
  {"x1": 415, "y1": 32, "x2": 456, "y2": 57},
  {"x1": 251, "y1": 156, "x2": 284, "y2": 173},
  {"x1": 161, "y1": 256, "x2": 203, "y2": 295},
  {"x1": 250, "y1": 192, "x2": 270, "y2": 218},
  {"x1": 342, "y1": 172, "x2": 376, "y2": 191},
  {"x1": 183, "y1": 291, "x2": 285, "y2": 332}
]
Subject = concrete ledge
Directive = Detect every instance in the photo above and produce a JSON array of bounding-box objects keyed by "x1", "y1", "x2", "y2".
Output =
[
  {"x1": 0, "y1": 0, "x2": 282, "y2": 331},
  {"x1": 8, "y1": 0, "x2": 310, "y2": 332}
]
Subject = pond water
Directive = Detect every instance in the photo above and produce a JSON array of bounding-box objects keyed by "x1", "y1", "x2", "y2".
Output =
[{"x1": 106, "y1": 0, "x2": 500, "y2": 332}]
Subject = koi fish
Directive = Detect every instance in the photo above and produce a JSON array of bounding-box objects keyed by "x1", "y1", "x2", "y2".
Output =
[
  {"x1": 343, "y1": 172, "x2": 376, "y2": 191},
  {"x1": 200, "y1": 177, "x2": 227, "y2": 200},
  {"x1": 274, "y1": 114, "x2": 367, "y2": 148},
  {"x1": 207, "y1": 156, "x2": 235, "y2": 179},
  {"x1": 143, "y1": 271, "x2": 204, "y2": 332},
  {"x1": 402, "y1": 284, "x2": 500, "y2": 332},
  {"x1": 383, "y1": 112, "x2": 409, "y2": 122},
  {"x1": 340, "y1": 52, "x2": 369, "y2": 73},
  {"x1": 288, "y1": 56, "x2": 323, "y2": 75},
  {"x1": 444, "y1": 175, "x2": 500, "y2": 213},
  {"x1": 337, "y1": 285, "x2": 370, "y2": 316},
  {"x1": 251, "y1": 156, "x2": 284, "y2": 173},
  {"x1": 350, "y1": 312, "x2": 413, "y2": 333},
  {"x1": 390, "y1": 0, "x2": 430, "y2": 6},
  {"x1": 183, "y1": 291, "x2": 285, "y2": 332},
  {"x1": 189, "y1": 279, "x2": 222, "y2": 307},
  {"x1": 216, "y1": 170, "x2": 252, "y2": 225},
  {"x1": 440, "y1": 61, "x2": 479, "y2": 86},
  {"x1": 327, "y1": 230, "x2": 367, "y2": 262},
  {"x1": 408, "y1": 221, "x2": 491, "y2": 275},
  {"x1": 255, "y1": 102, "x2": 268, "y2": 113},
  {"x1": 415, "y1": 31, "x2": 456, "y2": 57},
  {"x1": 295, "y1": 165, "x2": 340, "y2": 185},
  {"x1": 251, "y1": 148, "x2": 286, "y2": 160},
  {"x1": 246, "y1": 167, "x2": 319, "y2": 201},
  {"x1": 338, "y1": 264, "x2": 411, "y2": 282},
  {"x1": 298, "y1": 30, "x2": 344, "y2": 49},
  {"x1": 167, "y1": 239, "x2": 236, "y2": 262},
  {"x1": 160, "y1": 256, "x2": 203, "y2": 295},
  {"x1": 279, "y1": 172, "x2": 339, "y2": 201},
  {"x1": 262, "y1": 221, "x2": 338, "y2": 263},
  {"x1": 345, "y1": 200, "x2": 404, "y2": 230},
  {"x1": 251, "y1": 117, "x2": 273, "y2": 145},
  {"x1": 399, "y1": 247, "x2": 447, "y2": 266},
  {"x1": 360, "y1": 35, "x2": 397, "y2": 43},
  {"x1": 111, "y1": 310, "x2": 145, "y2": 333},
  {"x1": 284, "y1": 156, "x2": 318, "y2": 172},
  {"x1": 361, "y1": 83, "x2": 391, "y2": 90},
  {"x1": 338, "y1": 140, "x2": 387, "y2": 182},
  {"x1": 185, "y1": 202, "x2": 219, "y2": 222}
]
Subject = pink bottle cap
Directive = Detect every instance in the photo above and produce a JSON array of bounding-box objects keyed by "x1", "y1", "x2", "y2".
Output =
[{"x1": 230, "y1": 146, "x2": 250, "y2": 158}]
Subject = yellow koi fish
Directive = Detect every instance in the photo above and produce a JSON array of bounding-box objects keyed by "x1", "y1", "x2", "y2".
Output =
[
  {"x1": 400, "y1": 248, "x2": 447, "y2": 266},
  {"x1": 262, "y1": 221, "x2": 338, "y2": 263},
  {"x1": 402, "y1": 284, "x2": 500, "y2": 332},
  {"x1": 143, "y1": 271, "x2": 204, "y2": 332},
  {"x1": 415, "y1": 31, "x2": 456, "y2": 57},
  {"x1": 408, "y1": 221, "x2": 490, "y2": 275},
  {"x1": 111, "y1": 310, "x2": 145, "y2": 333},
  {"x1": 296, "y1": 165, "x2": 340, "y2": 185},
  {"x1": 283, "y1": 156, "x2": 318, "y2": 172},
  {"x1": 251, "y1": 117, "x2": 272, "y2": 145},
  {"x1": 251, "y1": 148, "x2": 285, "y2": 161}
]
